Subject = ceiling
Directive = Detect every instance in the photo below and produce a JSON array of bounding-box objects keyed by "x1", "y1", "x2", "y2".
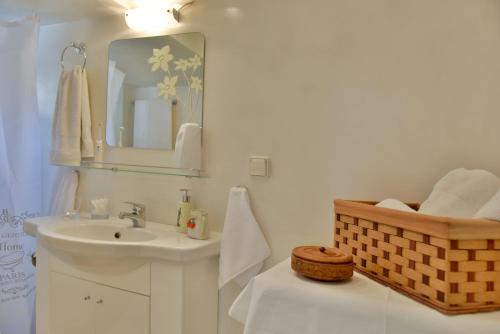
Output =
[{"x1": 0, "y1": 0, "x2": 180, "y2": 25}]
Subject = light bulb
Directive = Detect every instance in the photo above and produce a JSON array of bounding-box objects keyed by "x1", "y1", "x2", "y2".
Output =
[{"x1": 125, "y1": 6, "x2": 179, "y2": 31}]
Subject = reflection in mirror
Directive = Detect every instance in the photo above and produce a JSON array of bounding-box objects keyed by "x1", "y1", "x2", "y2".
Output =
[{"x1": 106, "y1": 33, "x2": 204, "y2": 150}]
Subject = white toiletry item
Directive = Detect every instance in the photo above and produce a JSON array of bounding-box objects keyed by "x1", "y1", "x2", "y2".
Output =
[
  {"x1": 177, "y1": 189, "x2": 193, "y2": 233},
  {"x1": 118, "y1": 126, "x2": 125, "y2": 147},
  {"x1": 376, "y1": 199, "x2": 416, "y2": 213},
  {"x1": 419, "y1": 168, "x2": 500, "y2": 218},
  {"x1": 94, "y1": 122, "x2": 104, "y2": 165},
  {"x1": 90, "y1": 198, "x2": 109, "y2": 219},
  {"x1": 219, "y1": 186, "x2": 271, "y2": 289},
  {"x1": 188, "y1": 210, "x2": 210, "y2": 240},
  {"x1": 174, "y1": 123, "x2": 201, "y2": 170},
  {"x1": 474, "y1": 188, "x2": 500, "y2": 221}
]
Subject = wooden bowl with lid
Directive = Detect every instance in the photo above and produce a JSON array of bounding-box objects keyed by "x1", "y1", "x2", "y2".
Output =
[{"x1": 291, "y1": 246, "x2": 353, "y2": 281}]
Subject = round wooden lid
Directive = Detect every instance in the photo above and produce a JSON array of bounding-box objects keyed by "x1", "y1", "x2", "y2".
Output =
[{"x1": 292, "y1": 246, "x2": 352, "y2": 264}]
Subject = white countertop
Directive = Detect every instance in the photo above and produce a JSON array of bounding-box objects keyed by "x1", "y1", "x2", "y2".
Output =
[
  {"x1": 25, "y1": 216, "x2": 221, "y2": 262},
  {"x1": 230, "y1": 259, "x2": 500, "y2": 334}
]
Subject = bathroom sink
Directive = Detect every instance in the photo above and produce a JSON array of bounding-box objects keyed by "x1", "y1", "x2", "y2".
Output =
[
  {"x1": 24, "y1": 216, "x2": 221, "y2": 262},
  {"x1": 55, "y1": 223, "x2": 157, "y2": 242}
]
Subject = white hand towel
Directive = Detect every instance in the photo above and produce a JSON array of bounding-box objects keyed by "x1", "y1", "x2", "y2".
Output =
[
  {"x1": 174, "y1": 123, "x2": 201, "y2": 170},
  {"x1": 50, "y1": 66, "x2": 94, "y2": 166},
  {"x1": 419, "y1": 168, "x2": 500, "y2": 218},
  {"x1": 80, "y1": 70, "x2": 94, "y2": 158},
  {"x1": 474, "y1": 188, "x2": 500, "y2": 221},
  {"x1": 219, "y1": 187, "x2": 271, "y2": 289},
  {"x1": 49, "y1": 170, "x2": 79, "y2": 215},
  {"x1": 376, "y1": 199, "x2": 416, "y2": 213}
]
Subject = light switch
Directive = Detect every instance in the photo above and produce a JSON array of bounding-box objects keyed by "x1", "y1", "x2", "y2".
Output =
[{"x1": 249, "y1": 156, "x2": 270, "y2": 177}]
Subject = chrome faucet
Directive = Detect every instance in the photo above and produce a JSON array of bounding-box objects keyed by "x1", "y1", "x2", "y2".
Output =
[{"x1": 118, "y1": 202, "x2": 146, "y2": 228}]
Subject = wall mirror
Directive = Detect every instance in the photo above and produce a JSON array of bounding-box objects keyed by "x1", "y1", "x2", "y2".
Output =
[{"x1": 106, "y1": 33, "x2": 204, "y2": 150}]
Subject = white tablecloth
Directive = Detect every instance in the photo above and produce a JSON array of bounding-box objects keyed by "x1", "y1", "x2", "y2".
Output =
[{"x1": 229, "y1": 259, "x2": 500, "y2": 334}]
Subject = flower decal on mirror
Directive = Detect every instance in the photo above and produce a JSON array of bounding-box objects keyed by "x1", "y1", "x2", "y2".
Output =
[
  {"x1": 189, "y1": 55, "x2": 202, "y2": 71},
  {"x1": 148, "y1": 44, "x2": 204, "y2": 120},
  {"x1": 157, "y1": 76, "x2": 178, "y2": 100},
  {"x1": 174, "y1": 59, "x2": 189, "y2": 71},
  {"x1": 191, "y1": 76, "x2": 202, "y2": 93},
  {"x1": 148, "y1": 45, "x2": 174, "y2": 72}
]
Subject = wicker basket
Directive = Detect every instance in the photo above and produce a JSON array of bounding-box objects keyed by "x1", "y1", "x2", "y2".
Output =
[{"x1": 334, "y1": 199, "x2": 500, "y2": 314}]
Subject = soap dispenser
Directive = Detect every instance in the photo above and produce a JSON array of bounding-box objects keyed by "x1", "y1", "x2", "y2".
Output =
[{"x1": 177, "y1": 189, "x2": 193, "y2": 233}]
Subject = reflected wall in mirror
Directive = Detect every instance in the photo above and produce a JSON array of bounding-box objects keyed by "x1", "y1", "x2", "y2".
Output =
[{"x1": 106, "y1": 33, "x2": 204, "y2": 150}]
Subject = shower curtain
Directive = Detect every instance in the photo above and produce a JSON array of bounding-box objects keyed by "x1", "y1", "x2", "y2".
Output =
[
  {"x1": 106, "y1": 60, "x2": 125, "y2": 146},
  {"x1": 0, "y1": 17, "x2": 41, "y2": 334}
]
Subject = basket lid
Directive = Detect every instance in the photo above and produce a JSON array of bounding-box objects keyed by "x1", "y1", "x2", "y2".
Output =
[{"x1": 292, "y1": 246, "x2": 352, "y2": 264}]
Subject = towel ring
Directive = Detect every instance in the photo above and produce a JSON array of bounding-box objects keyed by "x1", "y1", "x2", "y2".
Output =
[{"x1": 60, "y1": 42, "x2": 87, "y2": 70}]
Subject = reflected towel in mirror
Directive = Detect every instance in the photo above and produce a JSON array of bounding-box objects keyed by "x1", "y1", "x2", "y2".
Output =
[{"x1": 174, "y1": 123, "x2": 201, "y2": 170}]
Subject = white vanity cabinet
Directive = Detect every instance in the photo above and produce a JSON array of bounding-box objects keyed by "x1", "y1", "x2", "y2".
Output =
[
  {"x1": 50, "y1": 271, "x2": 150, "y2": 334},
  {"x1": 49, "y1": 271, "x2": 94, "y2": 334},
  {"x1": 25, "y1": 217, "x2": 221, "y2": 334},
  {"x1": 94, "y1": 281, "x2": 150, "y2": 334}
]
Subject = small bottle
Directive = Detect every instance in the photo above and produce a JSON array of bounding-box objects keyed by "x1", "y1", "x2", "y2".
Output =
[
  {"x1": 94, "y1": 122, "x2": 104, "y2": 167},
  {"x1": 118, "y1": 126, "x2": 125, "y2": 148},
  {"x1": 177, "y1": 189, "x2": 192, "y2": 233},
  {"x1": 187, "y1": 210, "x2": 209, "y2": 240}
]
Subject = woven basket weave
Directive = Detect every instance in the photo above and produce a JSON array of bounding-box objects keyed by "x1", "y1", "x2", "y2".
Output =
[{"x1": 334, "y1": 199, "x2": 500, "y2": 314}]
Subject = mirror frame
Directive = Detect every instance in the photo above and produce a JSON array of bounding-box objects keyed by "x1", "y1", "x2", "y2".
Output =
[{"x1": 100, "y1": 33, "x2": 205, "y2": 172}]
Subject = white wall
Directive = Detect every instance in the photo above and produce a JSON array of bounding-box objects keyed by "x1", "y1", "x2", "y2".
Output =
[{"x1": 37, "y1": 0, "x2": 500, "y2": 333}]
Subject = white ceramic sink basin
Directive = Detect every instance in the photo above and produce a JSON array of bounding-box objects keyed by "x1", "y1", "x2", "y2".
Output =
[
  {"x1": 24, "y1": 216, "x2": 221, "y2": 262},
  {"x1": 55, "y1": 223, "x2": 157, "y2": 242}
]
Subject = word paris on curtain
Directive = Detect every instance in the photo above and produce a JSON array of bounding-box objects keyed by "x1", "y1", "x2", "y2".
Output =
[{"x1": 0, "y1": 16, "x2": 41, "y2": 334}]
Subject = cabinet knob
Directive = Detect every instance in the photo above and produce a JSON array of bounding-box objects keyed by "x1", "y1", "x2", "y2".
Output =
[
  {"x1": 31, "y1": 252, "x2": 36, "y2": 267},
  {"x1": 96, "y1": 299, "x2": 103, "y2": 304},
  {"x1": 84, "y1": 296, "x2": 91, "y2": 301}
]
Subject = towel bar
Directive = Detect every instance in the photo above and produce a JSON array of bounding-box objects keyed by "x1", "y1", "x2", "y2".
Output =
[{"x1": 60, "y1": 42, "x2": 87, "y2": 70}]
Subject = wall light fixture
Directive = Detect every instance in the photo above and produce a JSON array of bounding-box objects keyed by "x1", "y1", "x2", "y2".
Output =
[{"x1": 125, "y1": 2, "x2": 193, "y2": 31}]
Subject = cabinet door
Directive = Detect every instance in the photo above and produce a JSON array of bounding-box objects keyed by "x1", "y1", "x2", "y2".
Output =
[
  {"x1": 50, "y1": 271, "x2": 95, "y2": 334},
  {"x1": 94, "y1": 284, "x2": 150, "y2": 334}
]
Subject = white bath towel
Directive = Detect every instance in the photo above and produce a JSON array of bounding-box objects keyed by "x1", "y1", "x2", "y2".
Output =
[
  {"x1": 49, "y1": 169, "x2": 79, "y2": 215},
  {"x1": 50, "y1": 66, "x2": 94, "y2": 166},
  {"x1": 376, "y1": 199, "x2": 416, "y2": 213},
  {"x1": 419, "y1": 168, "x2": 500, "y2": 218},
  {"x1": 219, "y1": 187, "x2": 271, "y2": 289},
  {"x1": 474, "y1": 189, "x2": 500, "y2": 221},
  {"x1": 173, "y1": 123, "x2": 201, "y2": 170}
]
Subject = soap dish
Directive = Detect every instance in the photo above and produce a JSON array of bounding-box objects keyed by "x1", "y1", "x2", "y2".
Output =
[{"x1": 291, "y1": 246, "x2": 353, "y2": 281}]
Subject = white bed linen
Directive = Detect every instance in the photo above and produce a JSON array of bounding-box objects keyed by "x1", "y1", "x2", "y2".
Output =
[{"x1": 230, "y1": 259, "x2": 500, "y2": 334}]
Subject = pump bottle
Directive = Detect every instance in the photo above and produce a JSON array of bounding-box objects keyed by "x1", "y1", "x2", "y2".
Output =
[{"x1": 176, "y1": 189, "x2": 192, "y2": 233}]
